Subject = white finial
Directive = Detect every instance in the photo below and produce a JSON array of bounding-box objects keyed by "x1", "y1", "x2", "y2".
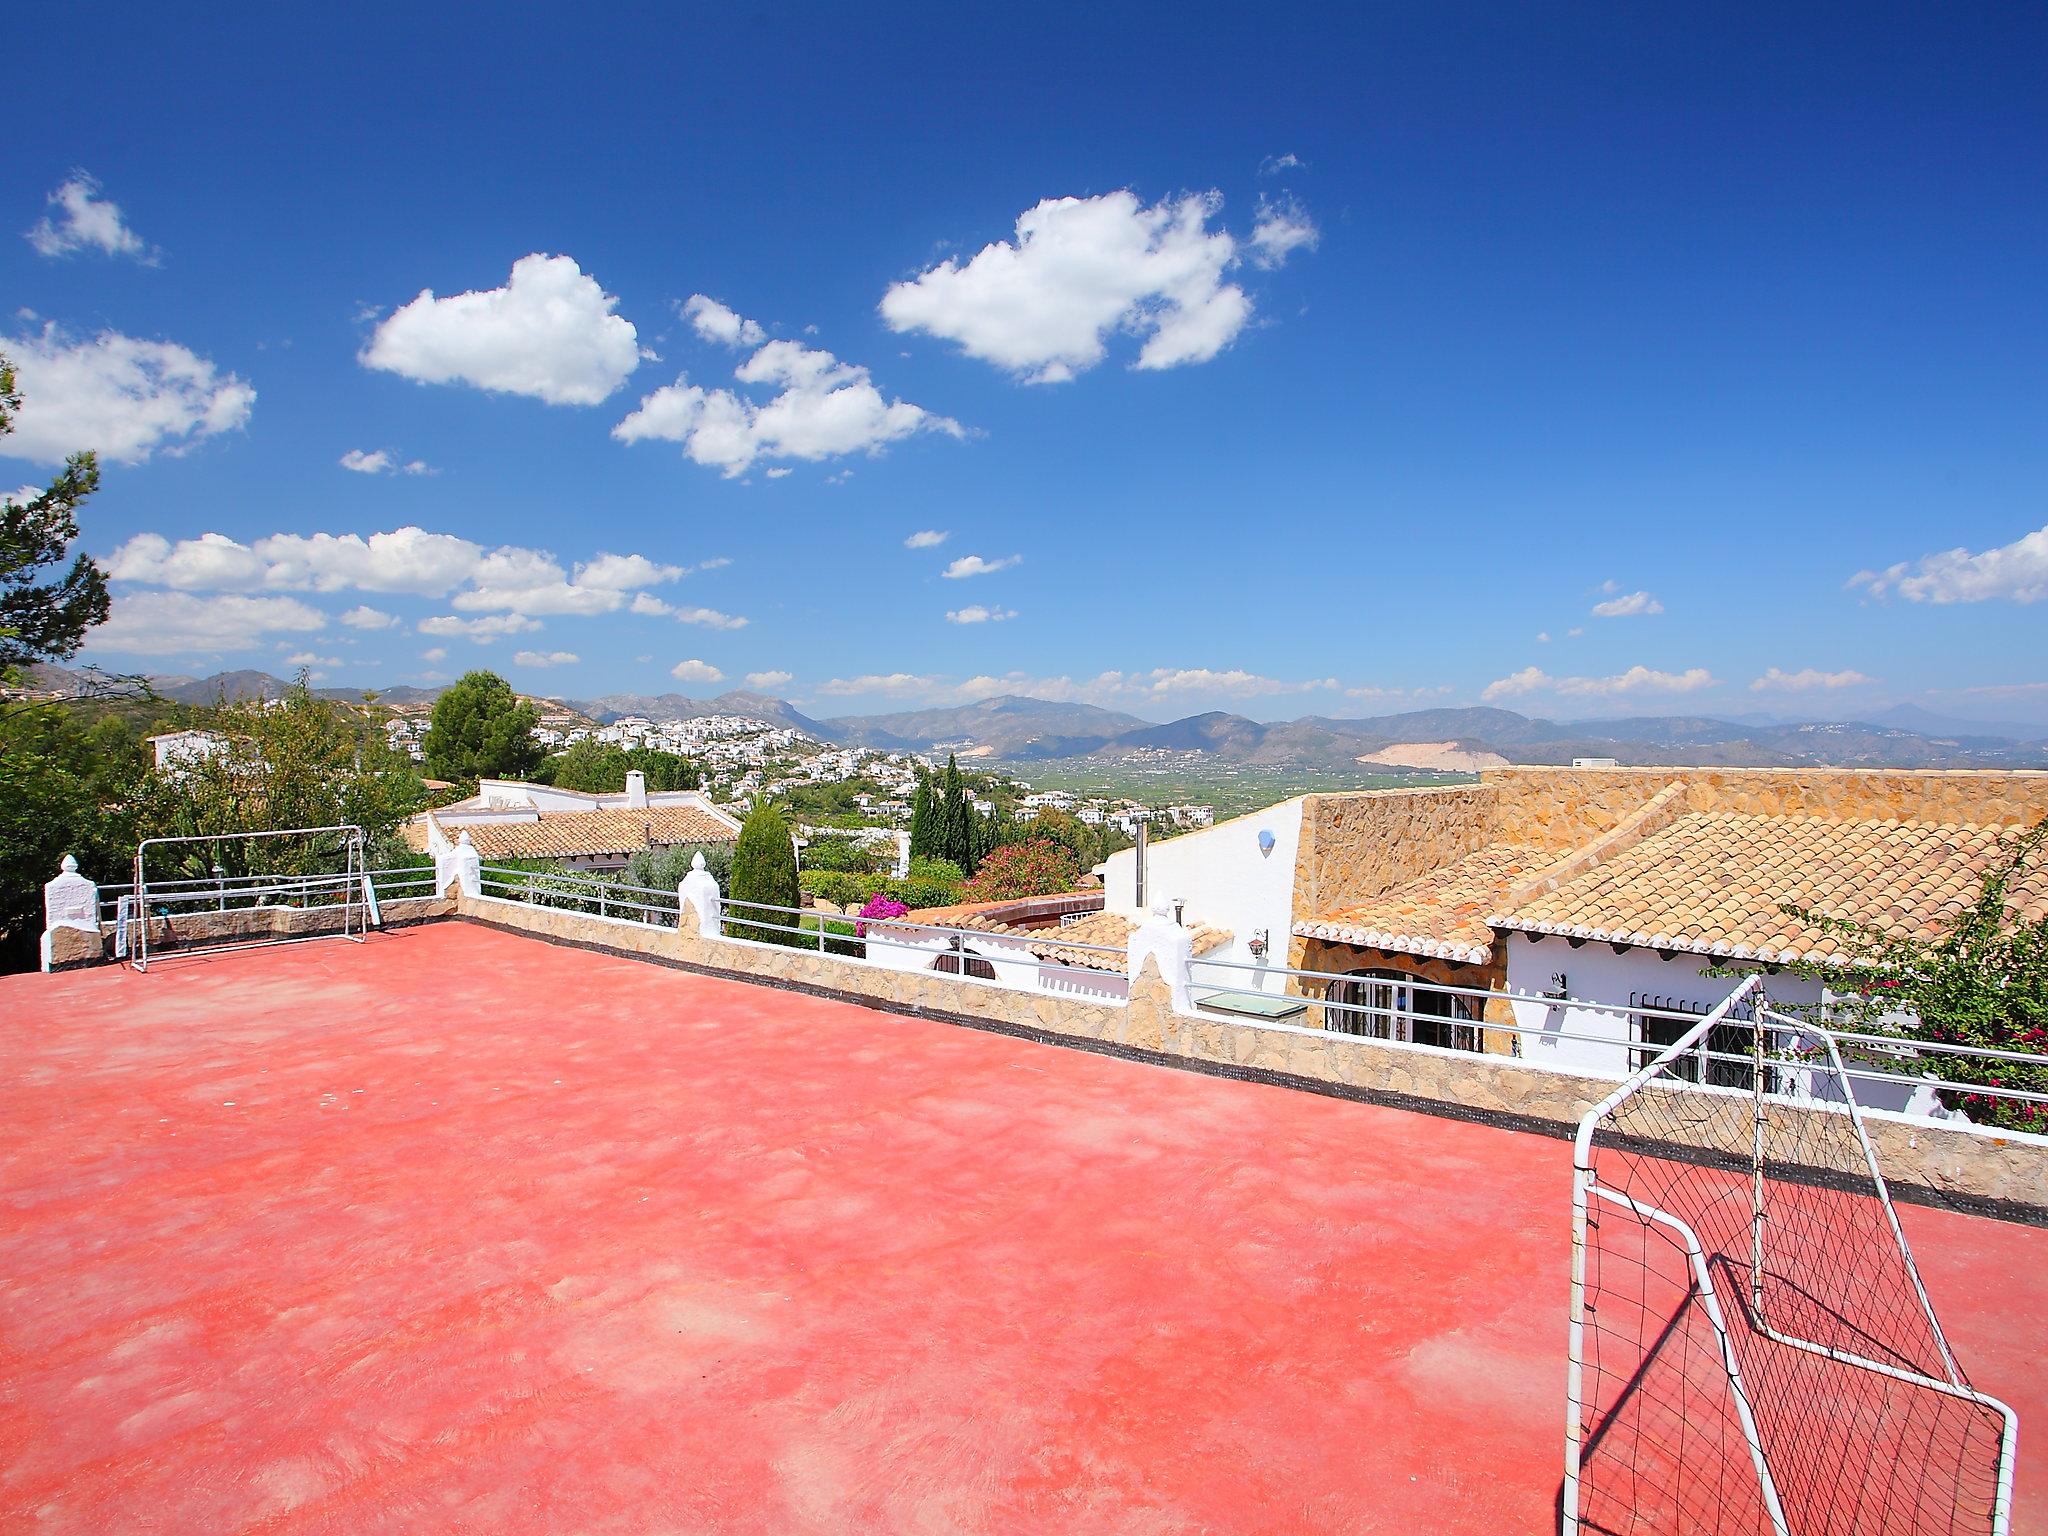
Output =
[
  {"x1": 1151, "y1": 897, "x2": 1171, "y2": 918},
  {"x1": 60, "y1": 854, "x2": 79, "y2": 874},
  {"x1": 458, "y1": 830, "x2": 474, "y2": 846},
  {"x1": 690, "y1": 851, "x2": 707, "y2": 872}
]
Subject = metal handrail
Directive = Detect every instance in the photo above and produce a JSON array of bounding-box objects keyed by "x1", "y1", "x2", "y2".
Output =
[{"x1": 1188, "y1": 953, "x2": 2048, "y2": 1113}]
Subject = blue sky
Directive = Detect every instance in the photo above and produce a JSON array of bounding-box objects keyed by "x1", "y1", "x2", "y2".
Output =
[{"x1": 6, "y1": 2, "x2": 2045, "y2": 725}]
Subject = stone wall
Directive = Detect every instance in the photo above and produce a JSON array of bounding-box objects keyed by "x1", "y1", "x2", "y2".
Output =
[
  {"x1": 1482, "y1": 764, "x2": 2048, "y2": 850},
  {"x1": 450, "y1": 892, "x2": 2046, "y2": 1218},
  {"x1": 1290, "y1": 785, "x2": 1501, "y2": 932},
  {"x1": 56, "y1": 895, "x2": 456, "y2": 969}
]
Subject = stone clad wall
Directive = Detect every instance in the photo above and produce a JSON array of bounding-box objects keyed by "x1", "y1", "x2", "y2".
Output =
[
  {"x1": 1482, "y1": 765, "x2": 2048, "y2": 850},
  {"x1": 48, "y1": 894, "x2": 456, "y2": 970},
  {"x1": 1289, "y1": 785, "x2": 1501, "y2": 935},
  {"x1": 450, "y1": 891, "x2": 2046, "y2": 1216}
]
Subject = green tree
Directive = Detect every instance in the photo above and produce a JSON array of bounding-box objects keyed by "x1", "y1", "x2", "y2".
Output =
[
  {"x1": 0, "y1": 705, "x2": 151, "y2": 969},
  {"x1": 1764, "y1": 817, "x2": 2048, "y2": 1133},
  {"x1": 908, "y1": 770, "x2": 935, "y2": 860},
  {"x1": 133, "y1": 680, "x2": 427, "y2": 881},
  {"x1": 729, "y1": 799, "x2": 801, "y2": 946},
  {"x1": 0, "y1": 354, "x2": 110, "y2": 671},
  {"x1": 625, "y1": 746, "x2": 700, "y2": 791},
  {"x1": 425, "y1": 671, "x2": 541, "y2": 784},
  {"x1": 937, "y1": 754, "x2": 976, "y2": 873}
]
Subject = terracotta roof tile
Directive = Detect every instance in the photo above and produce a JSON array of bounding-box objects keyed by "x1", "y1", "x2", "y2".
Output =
[
  {"x1": 1294, "y1": 843, "x2": 1544, "y2": 964},
  {"x1": 1489, "y1": 811, "x2": 2048, "y2": 964},
  {"x1": 919, "y1": 908, "x2": 1233, "y2": 972},
  {"x1": 440, "y1": 806, "x2": 740, "y2": 861}
]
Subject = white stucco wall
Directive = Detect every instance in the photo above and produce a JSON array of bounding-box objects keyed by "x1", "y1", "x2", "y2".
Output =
[
  {"x1": 851, "y1": 926, "x2": 1128, "y2": 1002},
  {"x1": 1497, "y1": 934, "x2": 1952, "y2": 1116},
  {"x1": 1102, "y1": 796, "x2": 1304, "y2": 992}
]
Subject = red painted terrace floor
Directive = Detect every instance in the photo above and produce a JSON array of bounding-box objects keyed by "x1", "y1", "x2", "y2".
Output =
[{"x1": 2, "y1": 922, "x2": 2044, "y2": 1535}]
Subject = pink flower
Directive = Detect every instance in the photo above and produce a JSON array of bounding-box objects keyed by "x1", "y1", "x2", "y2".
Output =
[{"x1": 856, "y1": 894, "x2": 908, "y2": 938}]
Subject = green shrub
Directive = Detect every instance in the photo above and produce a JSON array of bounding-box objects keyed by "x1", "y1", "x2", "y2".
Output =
[
  {"x1": 729, "y1": 800, "x2": 801, "y2": 946},
  {"x1": 798, "y1": 869, "x2": 872, "y2": 908},
  {"x1": 802, "y1": 834, "x2": 887, "y2": 874}
]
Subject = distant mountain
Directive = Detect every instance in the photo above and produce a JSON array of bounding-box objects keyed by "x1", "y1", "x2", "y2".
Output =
[
  {"x1": 820, "y1": 695, "x2": 1151, "y2": 757},
  {"x1": 1864, "y1": 702, "x2": 2046, "y2": 744},
  {"x1": 155, "y1": 669, "x2": 293, "y2": 704},
  {"x1": 572, "y1": 689, "x2": 834, "y2": 738},
  {"x1": 36, "y1": 667, "x2": 2048, "y2": 771}
]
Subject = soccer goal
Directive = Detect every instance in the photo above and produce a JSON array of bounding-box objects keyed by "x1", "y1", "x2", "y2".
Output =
[
  {"x1": 1563, "y1": 976, "x2": 2018, "y2": 1536},
  {"x1": 126, "y1": 825, "x2": 375, "y2": 972}
]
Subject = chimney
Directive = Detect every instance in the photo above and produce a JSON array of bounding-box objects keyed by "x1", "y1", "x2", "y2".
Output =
[{"x1": 625, "y1": 769, "x2": 648, "y2": 808}]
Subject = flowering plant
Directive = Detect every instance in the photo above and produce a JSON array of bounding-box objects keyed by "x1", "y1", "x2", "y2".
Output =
[{"x1": 856, "y1": 894, "x2": 909, "y2": 938}]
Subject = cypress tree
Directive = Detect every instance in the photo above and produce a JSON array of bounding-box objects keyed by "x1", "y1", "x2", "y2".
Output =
[
  {"x1": 729, "y1": 799, "x2": 800, "y2": 946},
  {"x1": 939, "y1": 755, "x2": 971, "y2": 873},
  {"x1": 908, "y1": 770, "x2": 934, "y2": 861}
]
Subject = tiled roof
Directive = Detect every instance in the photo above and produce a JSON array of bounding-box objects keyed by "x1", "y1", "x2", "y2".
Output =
[
  {"x1": 903, "y1": 892, "x2": 1102, "y2": 924},
  {"x1": 923, "y1": 907, "x2": 1234, "y2": 972},
  {"x1": 1488, "y1": 812, "x2": 2048, "y2": 965},
  {"x1": 434, "y1": 806, "x2": 740, "y2": 861},
  {"x1": 1294, "y1": 844, "x2": 1547, "y2": 964}
]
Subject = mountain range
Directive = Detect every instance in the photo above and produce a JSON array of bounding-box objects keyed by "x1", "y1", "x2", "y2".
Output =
[{"x1": 29, "y1": 667, "x2": 2045, "y2": 773}]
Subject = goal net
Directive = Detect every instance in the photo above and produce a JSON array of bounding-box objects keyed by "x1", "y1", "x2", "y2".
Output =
[
  {"x1": 1564, "y1": 978, "x2": 2017, "y2": 1536},
  {"x1": 125, "y1": 825, "x2": 374, "y2": 972}
]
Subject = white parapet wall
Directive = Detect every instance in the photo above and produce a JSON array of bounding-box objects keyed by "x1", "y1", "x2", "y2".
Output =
[{"x1": 1101, "y1": 796, "x2": 1304, "y2": 989}]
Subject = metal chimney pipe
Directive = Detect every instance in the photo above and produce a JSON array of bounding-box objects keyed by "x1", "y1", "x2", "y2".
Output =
[{"x1": 1134, "y1": 818, "x2": 1148, "y2": 910}]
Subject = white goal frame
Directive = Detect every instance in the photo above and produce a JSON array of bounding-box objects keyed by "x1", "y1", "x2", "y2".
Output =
[
  {"x1": 1562, "y1": 977, "x2": 2019, "y2": 1536},
  {"x1": 128, "y1": 825, "x2": 373, "y2": 973}
]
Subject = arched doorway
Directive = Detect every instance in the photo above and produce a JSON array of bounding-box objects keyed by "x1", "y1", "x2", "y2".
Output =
[
  {"x1": 1323, "y1": 968, "x2": 1480, "y2": 1052},
  {"x1": 931, "y1": 938, "x2": 997, "y2": 981}
]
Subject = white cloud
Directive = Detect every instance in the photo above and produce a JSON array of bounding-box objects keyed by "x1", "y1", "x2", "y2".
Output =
[
  {"x1": 698, "y1": 556, "x2": 732, "y2": 571},
  {"x1": 1590, "y1": 589, "x2": 1663, "y2": 618},
  {"x1": 942, "y1": 553, "x2": 1020, "y2": 579},
  {"x1": 1259, "y1": 153, "x2": 1305, "y2": 176},
  {"x1": 615, "y1": 326, "x2": 962, "y2": 478},
  {"x1": 340, "y1": 605, "x2": 398, "y2": 630},
  {"x1": 672, "y1": 605, "x2": 747, "y2": 630},
  {"x1": 813, "y1": 672, "x2": 943, "y2": 698},
  {"x1": 764, "y1": 467, "x2": 792, "y2": 479},
  {"x1": 880, "y1": 189, "x2": 1314, "y2": 382},
  {"x1": 108, "y1": 525, "x2": 683, "y2": 614},
  {"x1": 744, "y1": 670, "x2": 793, "y2": 690},
  {"x1": 0, "y1": 323, "x2": 254, "y2": 465},
  {"x1": 418, "y1": 613, "x2": 540, "y2": 643},
  {"x1": 1481, "y1": 665, "x2": 1718, "y2": 702},
  {"x1": 1249, "y1": 194, "x2": 1319, "y2": 269},
  {"x1": 283, "y1": 651, "x2": 340, "y2": 668},
  {"x1": 812, "y1": 666, "x2": 1337, "y2": 708},
  {"x1": 513, "y1": 649, "x2": 579, "y2": 668},
  {"x1": 360, "y1": 254, "x2": 641, "y2": 406},
  {"x1": 946, "y1": 605, "x2": 1017, "y2": 624},
  {"x1": 670, "y1": 658, "x2": 725, "y2": 684},
  {"x1": 25, "y1": 173, "x2": 153, "y2": 262},
  {"x1": 905, "y1": 529, "x2": 950, "y2": 549},
  {"x1": 681, "y1": 295, "x2": 766, "y2": 348},
  {"x1": 1536, "y1": 631, "x2": 1552, "y2": 643},
  {"x1": 1850, "y1": 522, "x2": 2048, "y2": 605},
  {"x1": 340, "y1": 448, "x2": 433, "y2": 475},
  {"x1": 87, "y1": 592, "x2": 326, "y2": 656},
  {"x1": 420, "y1": 646, "x2": 448, "y2": 662},
  {"x1": 1751, "y1": 666, "x2": 1876, "y2": 692}
]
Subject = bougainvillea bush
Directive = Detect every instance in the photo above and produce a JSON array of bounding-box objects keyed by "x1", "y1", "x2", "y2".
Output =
[
  {"x1": 856, "y1": 894, "x2": 909, "y2": 939},
  {"x1": 958, "y1": 839, "x2": 1081, "y2": 904},
  {"x1": 1771, "y1": 816, "x2": 2048, "y2": 1132}
]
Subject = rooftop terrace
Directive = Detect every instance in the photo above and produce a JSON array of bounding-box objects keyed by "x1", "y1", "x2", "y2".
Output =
[{"x1": 4, "y1": 922, "x2": 2046, "y2": 1533}]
